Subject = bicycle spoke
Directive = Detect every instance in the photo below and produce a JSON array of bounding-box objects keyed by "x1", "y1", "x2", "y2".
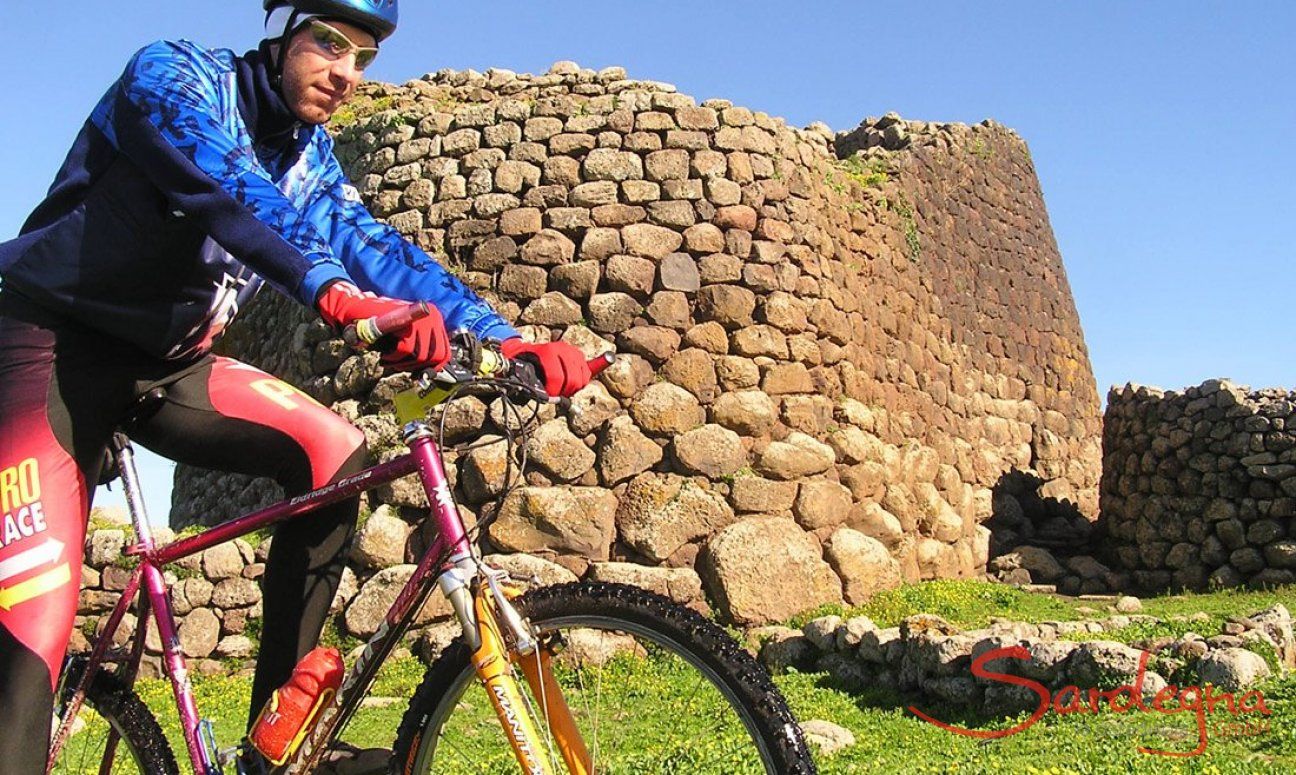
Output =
[
  {"x1": 527, "y1": 648, "x2": 559, "y2": 767},
  {"x1": 401, "y1": 584, "x2": 808, "y2": 774}
]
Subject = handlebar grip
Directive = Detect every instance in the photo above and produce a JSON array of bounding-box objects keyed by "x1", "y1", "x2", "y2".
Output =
[
  {"x1": 588, "y1": 352, "x2": 616, "y2": 377},
  {"x1": 343, "y1": 302, "x2": 431, "y2": 349}
]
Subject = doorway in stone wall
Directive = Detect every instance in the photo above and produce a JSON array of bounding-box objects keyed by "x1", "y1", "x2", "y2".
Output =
[{"x1": 984, "y1": 469, "x2": 1125, "y2": 595}]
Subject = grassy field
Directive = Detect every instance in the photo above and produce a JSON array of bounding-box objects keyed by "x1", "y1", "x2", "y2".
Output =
[{"x1": 81, "y1": 581, "x2": 1295, "y2": 773}]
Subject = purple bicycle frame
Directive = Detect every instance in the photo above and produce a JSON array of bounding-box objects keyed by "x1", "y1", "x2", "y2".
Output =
[{"x1": 50, "y1": 426, "x2": 472, "y2": 775}]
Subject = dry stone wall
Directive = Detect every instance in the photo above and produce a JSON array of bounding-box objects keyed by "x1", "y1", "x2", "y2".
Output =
[
  {"x1": 1101, "y1": 379, "x2": 1296, "y2": 592},
  {"x1": 75, "y1": 508, "x2": 701, "y2": 675},
  {"x1": 168, "y1": 62, "x2": 1100, "y2": 627},
  {"x1": 759, "y1": 601, "x2": 1293, "y2": 715}
]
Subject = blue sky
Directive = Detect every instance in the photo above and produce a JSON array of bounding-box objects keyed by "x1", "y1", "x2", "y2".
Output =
[{"x1": 1, "y1": 2, "x2": 1292, "y2": 520}]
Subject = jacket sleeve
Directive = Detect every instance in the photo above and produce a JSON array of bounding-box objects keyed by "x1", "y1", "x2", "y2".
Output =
[
  {"x1": 93, "y1": 40, "x2": 349, "y2": 305},
  {"x1": 309, "y1": 148, "x2": 518, "y2": 342}
]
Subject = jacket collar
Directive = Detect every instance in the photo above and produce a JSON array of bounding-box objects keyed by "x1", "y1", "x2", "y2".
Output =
[{"x1": 235, "y1": 41, "x2": 304, "y2": 150}]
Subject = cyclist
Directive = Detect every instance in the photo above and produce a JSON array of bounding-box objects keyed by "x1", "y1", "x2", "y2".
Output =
[{"x1": 0, "y1": 1, "x2": 591, "y2": 770}]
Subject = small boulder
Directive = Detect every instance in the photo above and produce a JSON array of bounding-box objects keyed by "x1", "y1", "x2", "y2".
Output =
[
  {"x1": 799, "y1": 720, "x2": 855, "y2": 757},
  {"x1": 1196, "y1": 648, "x2": 1272, "y2": 691},
  {"x1": 351, "y1": 507, "x2": 413, "y2": 569}
]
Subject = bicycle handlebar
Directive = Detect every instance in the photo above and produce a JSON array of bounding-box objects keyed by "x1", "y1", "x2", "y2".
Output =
[
  {"x1": 341, "y1": 301, "x2": 432, "y2": 350},
  {"x1": 344, "y1": 302, "x2": 616, "y2": 406}
]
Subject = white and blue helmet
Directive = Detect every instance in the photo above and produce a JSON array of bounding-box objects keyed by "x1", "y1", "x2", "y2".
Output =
[{"x1": 263, "y1": 0, "x2": 399, "y2": 42}]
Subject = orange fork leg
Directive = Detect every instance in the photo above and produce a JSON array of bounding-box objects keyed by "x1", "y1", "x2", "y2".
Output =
[
  {"x1": 515, "y1": 646, "x2": 593, "y2": 775},
  {"x1": 471, "y1": 595, "x2": 556, "y2": 775}
]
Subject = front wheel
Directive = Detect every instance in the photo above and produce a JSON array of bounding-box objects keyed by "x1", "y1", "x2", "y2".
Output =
[
  {"x1": 50, "y1": 659, "x2": 178, "y2": 774},
  {"x1": 392, "y1": 581, "x2": 817, "y2": 774}
]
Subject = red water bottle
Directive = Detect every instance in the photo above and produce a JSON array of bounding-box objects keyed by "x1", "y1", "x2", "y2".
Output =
[{"x1": 249, "y1": 647, "x2": 345, "y2": 765}]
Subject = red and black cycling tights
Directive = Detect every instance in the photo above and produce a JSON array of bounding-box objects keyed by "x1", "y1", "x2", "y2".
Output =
[{"x1": 0, "y1": 292, "x2": 366, "y2": 772}]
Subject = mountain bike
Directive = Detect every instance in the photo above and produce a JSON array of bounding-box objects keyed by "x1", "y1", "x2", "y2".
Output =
[{"x1": 49, "y1": 305, "x2": 817, "y2": 774}]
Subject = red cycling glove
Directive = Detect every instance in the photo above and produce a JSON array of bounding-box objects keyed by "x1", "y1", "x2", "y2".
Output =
[
  {"x1": 500, "y1": 338, "x2": 592, "y2": 398},
  {"x1": 316, "y1": 281, "x2": 451, "y2": 370}
]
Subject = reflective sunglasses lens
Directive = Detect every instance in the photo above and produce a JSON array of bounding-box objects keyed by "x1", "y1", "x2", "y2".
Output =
[
  {"x1": 310, "y1": 22, "x2": 350, "y2": 54},
  {"x1": 354, "y1": 48, "x2": 379, "y2": 69}
]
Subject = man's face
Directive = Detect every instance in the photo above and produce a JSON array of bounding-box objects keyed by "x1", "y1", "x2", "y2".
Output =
[{"x1": 280, "y1": 19, "x2": 376, "y2": 125}]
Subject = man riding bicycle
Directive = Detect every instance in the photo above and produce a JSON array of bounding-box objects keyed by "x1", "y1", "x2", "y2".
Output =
[{"x1": 0, "y1": 1, "x2": 591, "y2": 771}]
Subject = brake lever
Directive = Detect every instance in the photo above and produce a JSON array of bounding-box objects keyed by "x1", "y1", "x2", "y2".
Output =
[{"x1": 506, "y1": 357, "x2": 553, "y2": 406}]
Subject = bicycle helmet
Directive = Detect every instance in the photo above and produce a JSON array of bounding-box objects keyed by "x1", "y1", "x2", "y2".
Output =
[{"x1": 263, "y1": 0, "x2": 399, "y2": 42}]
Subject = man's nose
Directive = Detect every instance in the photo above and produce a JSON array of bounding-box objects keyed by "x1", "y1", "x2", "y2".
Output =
[{"x1": 330, "y1": 54, "x2": 362, "y2": 85}]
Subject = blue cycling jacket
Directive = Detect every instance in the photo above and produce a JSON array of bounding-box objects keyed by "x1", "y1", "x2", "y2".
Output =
[{"x1": 0, "y1": 39, "x2": 515, "y2": 360}]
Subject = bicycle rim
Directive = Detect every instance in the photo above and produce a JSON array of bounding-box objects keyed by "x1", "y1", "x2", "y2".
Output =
[
  {"x1": 51, "y1": 704, "x2": 153, "y2": 775},
  {"x1": 410, "y1": 613, "x2": 782, "y2": 774},
  {"x1": 50, "y1": 661, "x2": 177, "y2": 775}
]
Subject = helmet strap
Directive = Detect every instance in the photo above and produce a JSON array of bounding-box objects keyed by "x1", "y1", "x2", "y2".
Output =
[{"x1": 272, "y1": 9, "x2": 311, "y2": 86}]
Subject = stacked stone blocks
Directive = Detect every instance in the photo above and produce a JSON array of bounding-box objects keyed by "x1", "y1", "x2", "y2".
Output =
[
  {"x1": 164, "y1": 61, "x2": 1101, "y2": 628},
  {"x1": 1101, "y1": 379, "x2": 1296, "y2": 591}
]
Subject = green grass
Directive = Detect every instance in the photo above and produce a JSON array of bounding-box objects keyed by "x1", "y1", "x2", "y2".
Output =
[
  {"x1": 1136, "y1": 586, "x2": 1295, "y2": 621},
  {"x1": 97, "y1": 653, "x2": 1295, "y2": 774},
  {"x1": 836, "y1": 153, "x2": 895, "y2": 189},
  {"x1": 58, "y1": 582, "x2": 1296, "y2": 773},
  {"x1": 126, "y1": 659, "x2": 417, "y2": 767},
  {"x1": 782, "y1": 670, "x2": 1295, "y2": 773},
  {"x1": 893, "y1": 193, "x2": 922, "y2": 262},
  {"x1": 789, "y1": 579, "x2": 1084, "y2": 629}
]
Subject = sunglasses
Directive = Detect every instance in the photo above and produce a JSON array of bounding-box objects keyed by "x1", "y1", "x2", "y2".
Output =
[{"x1": 307, "y1": 19, "x2": 379, "y2": 70}]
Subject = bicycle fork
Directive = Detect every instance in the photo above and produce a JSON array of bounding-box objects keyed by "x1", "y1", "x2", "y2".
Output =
[{"x1": 456, "y1": 572, "x2": 592, "y2": 775}]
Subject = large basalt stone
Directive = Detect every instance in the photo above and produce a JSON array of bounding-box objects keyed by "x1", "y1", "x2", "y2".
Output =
[
  {"x1": 1003, "y1": 545, "x2": 1066, "y2": 583},
  {"x1": 597, "y1": 416, "x2": 664, "y2": 485},
  {"x1": 483, "y1": 553, "x2": 579, "y2": 587},
  {"x1": 661, "y1": 349, "x2": 717, "y2": 401},
  {"x1": 344, "y1": 565, "x2": 452, "y2": 638},
  {"x1": 631, "y1": 382, "x2": 705, "y2": 435},
  {"x1": 211, "y1": 578, "x2": 261, "y2": 609},
  {"x1": 582, "y1": 148, "x2": 644, "y2": 182},
  {"x1": 847, "y1": 503, "x2": 904, "y2": 549},
  {"x1": 824, "y1": 527, "x2": 902, "y2": 604},
  {"x1": 567, "y1": 381, "x2": 620, "y2": 436},
  {"x1": 1066, "y1": 641, "x2": 1146, "y2": 687},
  {"x1": 1196, "y1": 648, "x2": 1271, "y2": 691},
  {"x1": 700, "y1": 517, "x2": 842, "y2": 626},
  {"x1": 351, "y1": 507, "x2": 413, "y2": 569},
  {"x1": 616, "y1": 473, "x2": 735, "y2": 562},
  {"x1": 755, "y1": 432, "x2": 836, "y2": 480},
  {"x1": 621, "y1": 223, "x2": 684, "y2": 259},
  {"x1": 87, "y1": 530, "x2": 126, "y2": 568},
  {"x1": 672, "y1": 423, "x2": 746, "y2": 478},
  {"x1": 201, "y1": 543, "x2": 245, "y2": 580},
  {"x1": 519, "y1": 229, "x2": 575, "y2": 265},
  {"x1": 587, "y1": 562, "x2": 706, "y2": 609},
  {"x1": 729, "y1": 475, "x2": 799, "y2": 514},
  {"x1": 488, "y1": 486, "x2": 618, "y2": 560},
  {"x1": 711, "y1": 390, "x2": 777, "y2": 437},
  {"x1": 794, "y1": 479, "x2": 854, "y2": 531},
  {"x1": 460, "y1": 436, "x2": 511, "y2": 503},
  {"x1": 526, "y1": 419, "x2": 597, "y2": 481},
  {"x1": 696, "y1": 285, "x2": 756, "y2": 328},
  {"x1": 179, "y1": 609, "x2": 221, "y2": 659}
]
